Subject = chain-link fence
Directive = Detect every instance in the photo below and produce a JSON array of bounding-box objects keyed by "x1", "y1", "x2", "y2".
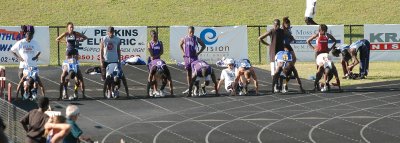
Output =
[
  {"x1": 344, "y1": 25, "x2": 363, "y2": 44},
  {"x1": 0, "y1": 98, "x2": 27, "y2": 143}
]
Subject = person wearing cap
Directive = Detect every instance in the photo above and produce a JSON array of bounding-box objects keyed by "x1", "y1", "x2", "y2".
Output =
[
  {"x1": 179, "y1": 26, "x2": 206, "y2": 94},
  {"x1": 217, "y1": 59, "x2": 238, "y2": 95},
  {"x1": 258, "y1": 19, "x2": 285, "y2": 77},
  {"x1": 100, "y1": 26, "x2": 129, "y2": 98},
  {"x1": 146, "y1": 58, "x2": 174, "y2": 98},
  {"x1": 20, "y1": 96, "x2": 50, "y2": 143},
  {"x1": 332, "y1": 39, "x2": 371, "y2": 79},
  {"x1": 188, "y1": 60, "x2": 219, "y2": 97},
  {"x1": 63, "y1": 105, "x2": 93, "y2": 143},
  {"x1": 233, "y1": 59, "x2": 259, "y2": 95},
  {"x1": 11, "y1": 25, "x2": 45, "y2": 100}
]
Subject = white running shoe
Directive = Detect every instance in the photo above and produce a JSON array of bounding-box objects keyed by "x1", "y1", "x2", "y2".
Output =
[
  {"x1": 23, "y1": 92, "x2": 29, "y2": 100},
  {"x1": 274, "y1": 84, "x2": 280, "y2": 93},
  {"x1": 281, "y1": 84, "x2": 288, "y2": 93},
  {"x1": 154, "y1": 90, "x2": 160, "y2": 98},
  {"x1": 31, "y1": 88, "x2": 38, "y2": 100},
  {"x1": 73, "y1": 90, "x2": 78, "y2": 100},
  {"x1": 114, "y1": 90, "x2": 119, "y2": 98},
  {"x1": 106, "y1": 90, "x2": 112, "y2": 99},
  {"x1": 159, "y1": 90, "x2": 165, "y2": 97},
  {"x1": 200, "y1": 86, "x2": 207, "y2": 96},
  {"x1": 62, "y1": 89, "x2": 67, "y2": 99},
  {"x1": 193, "y1": 86, "x2": 199, "y2": 96},
  {"x1": 321, "y1": 86, "x2": 328, "y2": 92},
  {"x1": 149, "y1": 89, "x2": 154, "y2": 97}
]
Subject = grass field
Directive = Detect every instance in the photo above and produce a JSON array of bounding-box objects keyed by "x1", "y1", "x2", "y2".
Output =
[
  {"x1": 2, "y1": 0, "x2": 400, "y2": 84},
  {"x1": 255, "y1": 61, "x2": 400, "y2": 86},
  {"x1": 2, "y1": 0, "x2": 399, "y2": 26}
]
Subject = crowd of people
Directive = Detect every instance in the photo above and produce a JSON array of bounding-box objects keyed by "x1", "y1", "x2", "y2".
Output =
[
  {"x1": 18, "y1": 96, "x2": 93, "y2": 143},
  {"x1": 10, "y1": 19, "x2": 371, "y2": 100},
  {"x1": 3, "y1": 1, "x2": 374, "y2": 142}
]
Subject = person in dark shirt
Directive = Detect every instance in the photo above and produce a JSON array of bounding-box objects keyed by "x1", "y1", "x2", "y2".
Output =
[
  {"x1": 258, "y1": 19, "x2": 285, "y2": 76},
  {"x1": 20, "y1": 96, "x2": 50, "y2": 143},
  {"x1": 0, "y1": 117, "x2": 8, "y2": 143}
]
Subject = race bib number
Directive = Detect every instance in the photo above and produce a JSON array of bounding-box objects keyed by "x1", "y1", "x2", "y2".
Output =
[
  {"x1": 282, "y1": 54, "x2": 289, "y2": 61},
  {"x1": 107, "y1": 43, "x2": 114, "y2": 50},
  {"x1": 157, "y1": 61, "x2": 163, "y2": 66}
]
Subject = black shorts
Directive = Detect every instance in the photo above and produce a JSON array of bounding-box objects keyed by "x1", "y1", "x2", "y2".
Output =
[
  {"x1": 66, "y1": 48, "x2": 79, "y2": 57},
  {"x1": 305, "y1": 17, "x2": 318, "y2": 25}
]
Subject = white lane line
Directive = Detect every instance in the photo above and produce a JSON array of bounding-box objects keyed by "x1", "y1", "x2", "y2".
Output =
[
  {"x1": 255, "y1": 92, "x2": 383, "y2": 143},
  {"x1": 308, "y1": 92, "x2": 400, "y2": 143},
  {"x1": 40, "y1": 75, "x2": 143, "y2": 121},
  {"x1": 154, "y1": 95, "x2": 318, "y2": 143},
  {"x1": 245, "y1": 91, "x2": 396, "y2": 142},
  {"x1": 127, "y1": 65, "x2": 187, "y2": 85},
  {"x1": 307, "y1": 93, "x2": 400, "y2": 143},
  {"x1": 205, "y1": 93, "x2": 325, "y2": 143},
  {"x1": 356, "y1": 83, "x2": 400, "y2": 89},
  {"x1": 140, "y1": 99, "x2": 173, "y2": 112},
  {"x1": 127, "y1": 65, "x2": 254, "y2": 143},
  {"x1": 183, "y1": 97, "x2": 206, "y2": 106},
  {"x1": 63, "y1": 68, "x2": 192, "y2": 143},
  {"x1": 360, "y1": 111, "x2": 400, "y2": 143}
]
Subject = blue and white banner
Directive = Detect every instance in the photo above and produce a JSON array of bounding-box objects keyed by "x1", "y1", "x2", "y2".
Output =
[
  {"x1": 73, "y1": 26, "x2": 147, "y2": 63},
  {"x1": 0, "y1": 26, "x2": 50, "y2": 65},
  {"x1": 266, "y1": 25, "x2": 344, "y2": 61},
  {"x1": 170, "y1": 26, "x2": 248, "y2": 63}
]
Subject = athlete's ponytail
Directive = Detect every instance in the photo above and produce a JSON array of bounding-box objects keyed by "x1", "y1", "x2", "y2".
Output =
[{"x1": 283, "y1": 16, "x2": 290, "y2": 24}]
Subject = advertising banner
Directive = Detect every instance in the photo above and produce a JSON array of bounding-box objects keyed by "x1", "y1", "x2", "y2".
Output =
[
  {"x1": 72, "y1": 26, "x2": 147, "y2": 63},
  {"x1": 266, "y1": 25, "x2": 344, "y2": 61},
  {"x1": 170, "y1": 26, "x2": 248, "y2": 63},
  {"x1": 0, "y1": 26, "x2": 50, "y2": 65},
  {"x1": 364, "y1": 24, "x2": 400, "y2": 61}
]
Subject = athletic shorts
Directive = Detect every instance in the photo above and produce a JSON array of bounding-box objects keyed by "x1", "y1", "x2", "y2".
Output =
[
  {"x1": 316, "y1": 53, "x2": 332, "y2": 69},
  {"x1": 184, "y1": 56, "x2": 198, "y2": 71},
  {"x1": 66, "y1": 48, "x2": 79, "y2": 57},
  {"x1": 195, "y1": 75, "x2": 211, "y2": 82}
]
